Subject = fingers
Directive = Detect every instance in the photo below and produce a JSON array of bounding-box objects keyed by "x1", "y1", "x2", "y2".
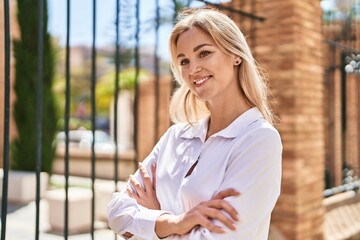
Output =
[
  {"x1": 122, "y1": 232, "x2": 134, "y2": 239},
  {"x1": 139, "y1": 162, "x2": 153, "y2": 192},
  {"x1": 129, "y1": 174, "x2": 145, "y2": 197},
  {"x1": 126, "y1": 184, "x2": 139, "y2": 200},
  {"x1": 186, "y1": 204, "x2": 237, "y2": 234},
  {"x1": 211, "y1": 188, "x2": 240, "y2": 221},
  {"x1": 201, "y1": 206, "x2": 237, "y2": 231},
  {"x1": 212, "y1": 188, "x2": 240, "y2": 200},
  {"x1": 196, "y1": 213, "x2": 226, "y2": 234},
  {"x1": 207, "y1": 199, "x2": 239, "y2": 222},
  {"x1": 151, "y1": 163, "x2": 157, "y2": 192}
]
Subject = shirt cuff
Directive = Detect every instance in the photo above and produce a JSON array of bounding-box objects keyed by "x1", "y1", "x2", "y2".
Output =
[{"x1": 134, "y1": 207, "x2": 170, "y2": 240}]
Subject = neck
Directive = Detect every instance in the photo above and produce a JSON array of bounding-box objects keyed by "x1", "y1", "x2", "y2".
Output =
[{"x1": 205, "y1": 96, "x2": 250, "y2": 140}]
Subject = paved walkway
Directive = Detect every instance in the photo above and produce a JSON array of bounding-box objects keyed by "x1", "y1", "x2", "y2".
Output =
[
  {"x1": 2, "y1": 200, "x2": 121, "y2": 240},
  {"x1": 1, "y1": 175, "x2": 126, "y2": 240}
]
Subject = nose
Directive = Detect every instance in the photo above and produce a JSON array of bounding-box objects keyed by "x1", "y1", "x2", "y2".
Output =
[{"x1": 189, "y1": 61, "x2": 202, "y2": 75}]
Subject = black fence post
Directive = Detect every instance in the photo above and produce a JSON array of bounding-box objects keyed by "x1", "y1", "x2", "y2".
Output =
[
  {"x1": 90, "y1": 0, "x2": 97, "y2": 239},
  {"x1": 133, "y1": 0, "x2": 140, "y2": 167},
  {"x1": 154, "y1": 0, "x2": 160, "y2": 143},
  {"x1": 35, "y1": 0, "x2": 45, "y2": 239},
  {"x1": 1, "y1": 0, "x2": 11, "y2": 238},
  {"x1": 64, "y1": 0, "x2": 72, "y2": 238}
]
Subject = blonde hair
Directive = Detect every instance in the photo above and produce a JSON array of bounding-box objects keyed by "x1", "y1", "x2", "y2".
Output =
[{"x1": 169, "y1": 8, "x2": 274, "y2": 125}]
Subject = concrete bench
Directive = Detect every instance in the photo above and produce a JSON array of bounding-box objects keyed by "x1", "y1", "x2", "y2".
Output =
[
  {"x1": 0, "y1": 170, "x2": 48, "y2": 204},
  {"x1": 95, "y1": 181, "x2": 127, "y2": 221},
  {"x1": 46, "y1": 187, "x2": 92, "y2": 234}
]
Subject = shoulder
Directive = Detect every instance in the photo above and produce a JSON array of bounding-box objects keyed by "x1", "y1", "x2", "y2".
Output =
[
  {"x1": 161, "y1": 122, "x2": 192, "y2": 140},
  {"x1": 227, "y1": 119, "x2": 282, "y2": 176},
  {"x1": 234, "y1": 118, "x2": 282, "y2": 152},
  {"x1": 247, "y1": 117, "x2": 280, "y2": 140}
]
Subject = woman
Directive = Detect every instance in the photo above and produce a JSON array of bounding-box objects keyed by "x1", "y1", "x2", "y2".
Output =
[{"x1": 108, "y1": 8, "x2": 282, "y2": 239}]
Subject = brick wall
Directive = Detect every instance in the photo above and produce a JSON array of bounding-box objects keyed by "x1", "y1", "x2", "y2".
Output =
[{"x1": 252, "y1": 0, "x2": 325, "y2": 239}]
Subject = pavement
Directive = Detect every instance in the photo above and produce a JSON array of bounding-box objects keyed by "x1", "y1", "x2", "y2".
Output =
[{"x1": 0, "y1": 175, "x2": 126, "y2": 240}]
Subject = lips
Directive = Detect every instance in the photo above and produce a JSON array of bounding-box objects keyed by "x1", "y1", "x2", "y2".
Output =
[{"x1": 193, "y1": 76, "x2": 211, "y2": 86}]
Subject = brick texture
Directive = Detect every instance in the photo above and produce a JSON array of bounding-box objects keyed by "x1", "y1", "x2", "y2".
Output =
[{"x1": 251, "y1": 0, "x2": 325, "y2": 239}]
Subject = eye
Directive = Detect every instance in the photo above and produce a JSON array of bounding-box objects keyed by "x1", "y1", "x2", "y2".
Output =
[
  {"x1": 179, "y1": 58, "x2": 189, "y2": 66},
  {"x1": 199, "y1": 50, "x2": 211, "y2": 58}
]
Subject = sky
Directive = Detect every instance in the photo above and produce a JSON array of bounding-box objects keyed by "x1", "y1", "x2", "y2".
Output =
[
  {"x1": 48, "y1": 0, "x2": 172, "y2": 59},
  {"x1": 48, "y1": 0, "x2": 170, "y2": 45},
  {"x1": 47, "y1": 0, "x2": 231, "y2": 58},
  {"x1": 47, "y1": 0, "x2": 215, "y2": 59},
  {"x1": 48, "y1": 0, "x2": 340, "y2": 49}
]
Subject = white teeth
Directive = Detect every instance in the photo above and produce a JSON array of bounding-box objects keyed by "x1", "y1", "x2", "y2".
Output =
[{"x1": 194, "y1": 76, "x2": 210, "y2": 85}]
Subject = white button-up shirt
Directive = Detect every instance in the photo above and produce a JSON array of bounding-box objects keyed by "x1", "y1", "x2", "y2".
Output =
[{"x1": 108, "y1": 107, "x2": 282, "y2": 240}]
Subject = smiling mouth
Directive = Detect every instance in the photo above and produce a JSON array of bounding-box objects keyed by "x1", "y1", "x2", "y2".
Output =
[{"x1": 194, "y1": 76, "x2": 211, "y2": 86}]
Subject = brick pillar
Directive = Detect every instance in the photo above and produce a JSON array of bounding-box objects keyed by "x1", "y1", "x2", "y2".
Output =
[
  {"x1": 253, "y1": 1, "x2": 325, "y2": 239},
  {"x1": 0, "y1": 0, "x2": 19, "y2": 168},
  {"x1": 332, "y1": 66, "x2": 343, "y2": 186},
  {"x1": 346, "y1": 74, "x2": 359, "y2": 175},
  {"x1": 323, "y1": 44, "x2": 343, "y2": 188}
]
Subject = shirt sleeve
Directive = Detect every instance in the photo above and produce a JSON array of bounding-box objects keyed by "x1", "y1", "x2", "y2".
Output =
[
  {"x1": 166, "y1": 126, "x2": 283, "y2": 240},
  {"x1": 107, "y1": 128, "x2": 174, "y2": 240}
]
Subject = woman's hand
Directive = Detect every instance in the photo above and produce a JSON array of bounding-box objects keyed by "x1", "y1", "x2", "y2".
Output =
[
  {"x1": 155, "y1": 188, "x2": 240, "y2": 238},
  {"x1": 127, "y1": 162, "x2": 160, "y2": 210}
]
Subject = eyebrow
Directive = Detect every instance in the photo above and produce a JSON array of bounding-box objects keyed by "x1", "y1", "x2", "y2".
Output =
[{"x1": 176, "y1": 43, "x2": 212, "y2": 59}]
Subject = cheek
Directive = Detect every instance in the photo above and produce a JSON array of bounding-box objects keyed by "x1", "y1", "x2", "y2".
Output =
[{"x1": 181, "y1": 68, "x2": 190, "y2": 81}]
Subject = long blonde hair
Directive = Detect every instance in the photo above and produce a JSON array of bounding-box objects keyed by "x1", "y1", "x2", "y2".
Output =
[{"x1": 169, "y1": 8, "x2": 274, "y2": 125}]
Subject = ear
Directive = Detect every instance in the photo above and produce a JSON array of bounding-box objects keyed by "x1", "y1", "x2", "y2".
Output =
[{"x1": 234, "y1": 58, "x2": 242, "y2": 66}]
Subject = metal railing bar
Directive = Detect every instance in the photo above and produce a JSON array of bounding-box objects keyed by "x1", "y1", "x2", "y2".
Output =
[
  {"x1": 133, "y1": 0, "x2": 140, "y2": 167},
  {"x1": 324, "y1": 180, "x2": 360, "y2": 198},
  {"x1": 90, "y1": 0, "x2": 97, "y2": 239},
  {"x1": 170, "y1": 1, "x2": 177, "y2": 100},
  {"x1": 114, "y1": 0, "x2": 120, "y2": 195},
  {"x1": 35, "y1": 0, "x2": 45, "y2": 239},
  {"x1": 1, "y1": 0, "x2": 11, "y2": 239},
  {"x1": 154, "y1": 0, "x2": 160, "y2": 144},
  {"x1": 203, "y1": 1, "x2": 265, "y2": 22},
  {"x1": 324, "y1": 39, "x2": 360, "y2": 52},
  {"x1": 113, "y1": 1, "x2": 120, "y2": 239},
  {"x1": 64, "y1": 0, "x2": 71, "y2": 238}
]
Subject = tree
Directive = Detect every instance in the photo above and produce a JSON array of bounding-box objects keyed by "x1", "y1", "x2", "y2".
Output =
[
  {"x1": 96, "y1": 68, "x2": 150, "y2": 116},
  {"x1": 11, "y1": 0, "x2": 58, "y2": 174}
]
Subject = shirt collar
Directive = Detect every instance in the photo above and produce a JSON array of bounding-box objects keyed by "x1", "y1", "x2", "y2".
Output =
[{"x1": 180, "y1": 107, "x2": 264, "y2": 141}]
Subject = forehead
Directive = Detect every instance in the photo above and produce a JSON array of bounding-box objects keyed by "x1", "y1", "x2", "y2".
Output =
[{"x1": 176, "y1": 27, "x2": 216, "y2": 53}]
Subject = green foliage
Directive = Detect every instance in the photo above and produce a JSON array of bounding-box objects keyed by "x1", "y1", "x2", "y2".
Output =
[
  {"x1": 96, "y1": 68, "x2": 150, "y2": 116},
  {"x1": 57, "y1": 117, "x2": 91, "y2": 131},
  {"x1": 111, "y1": 48, "x2": 134, "y2": 68},
  {"x1": 11, "y1": 0, "x2": 58, "y2": 174}
]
